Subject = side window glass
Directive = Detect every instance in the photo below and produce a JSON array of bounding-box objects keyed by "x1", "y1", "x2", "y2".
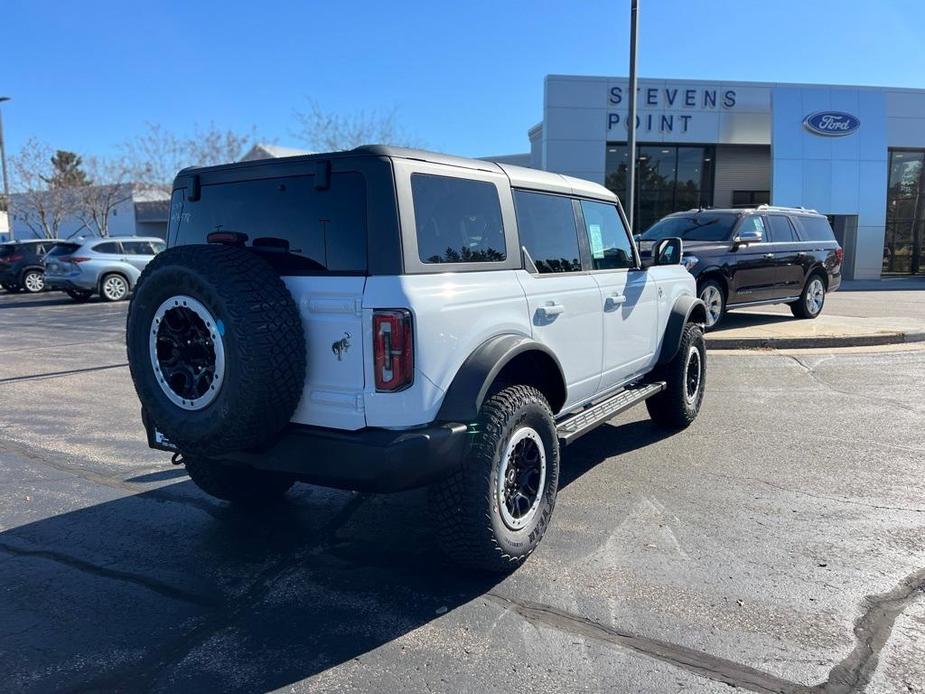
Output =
[
  {"x1": 512, "y1": 190, "x2": 581, "y2": 273},
  {"x1": 151, "y1": 241, "x2": 166, "y2": 253},
  {"x1": 94, "y1": 242, "x2": 121, "y2": 254},
  {"x1": 412, "y1": 174, "x2": 506, "y2": 264},
  {"x1": 579, "y1": 200, "x2": 635, "y2": 270},
  {"x1": 737, "y1": 215, "x2": 766, "y2": 239},
  {"x1": 766, "y1": 215, "x2": 797, "y2": 242}
]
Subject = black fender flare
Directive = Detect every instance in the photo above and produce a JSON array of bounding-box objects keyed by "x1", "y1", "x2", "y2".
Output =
[
  {"x1": 657, "y1": 295, "x2": 707, "y2": 366},
  {"x1": 436, "y1": 334, "x2": 567, "y2": 423}
]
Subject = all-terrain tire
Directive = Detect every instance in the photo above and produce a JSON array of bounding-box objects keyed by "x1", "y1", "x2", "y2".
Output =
[
  {"x1": 184, "y1": 456, "x2": 294, "y2": 505},
  {"x1": 429, "y1": 385, "x2": 560, "y2": 573},
  {"x1": 789, "y1": 271, "x2": 826, "y2": 319},
  {"x1": 646, "y1": 322, "x2": 706, "y2": 429},
  {"x1": 126, "y1": 244, "x2": 306, "y2": 456}
]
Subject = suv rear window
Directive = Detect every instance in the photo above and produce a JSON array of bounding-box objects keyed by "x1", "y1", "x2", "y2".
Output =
[
  {"x1": 47, "y1": 243, "x2": 81, "y2": 257},
  {"x1": 796, "y1": 216, "x2": 836, "y2": 242},
  {"x1": 412, "y1": 174, "x2": 506, "y2": 264},
  {"x1": 175, "y1": 173, "x2": 367, "y2": 274}
]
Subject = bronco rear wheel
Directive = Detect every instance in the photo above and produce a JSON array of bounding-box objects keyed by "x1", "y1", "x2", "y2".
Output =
[
  {"x1": 126, "y1": 245, "x2": 306, "y2": 456},
  {"x1": 429, "y1": 384, "x2": 560, "y2": 573}
]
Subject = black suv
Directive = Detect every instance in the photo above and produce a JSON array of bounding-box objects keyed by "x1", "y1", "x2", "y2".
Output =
[
  {"x1": 0, "y1": 239, "x2": 59, "y2": 294},
  {"x1": 640, "y1": 206, "x2": 842, "y2": 329}
]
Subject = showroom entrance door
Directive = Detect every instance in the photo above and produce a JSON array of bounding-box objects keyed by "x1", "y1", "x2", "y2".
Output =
[{"x1": 884, "y1": 149, "x2": 925, "y2": 275}]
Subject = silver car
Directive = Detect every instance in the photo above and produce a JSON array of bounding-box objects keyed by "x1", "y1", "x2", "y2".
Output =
[{"x1": 44, "y1": 237, "x2": 166, "y2": 302}]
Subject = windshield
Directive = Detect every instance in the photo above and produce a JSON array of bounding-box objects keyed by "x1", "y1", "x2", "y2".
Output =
[
  {"x1": 46, "y1": 243, "x2": 81, "y2": 257},
  {"x1": 641, "y1": 213, "x2": 739, "y2": 242}
]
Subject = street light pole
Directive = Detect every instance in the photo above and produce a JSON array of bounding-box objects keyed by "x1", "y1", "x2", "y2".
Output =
[
  {"x1": 625, "y1": 0, "x2": 639, "y2": 232},
  {"x1": 0, "y1": 97, "x2": 11, "y2": 241}
]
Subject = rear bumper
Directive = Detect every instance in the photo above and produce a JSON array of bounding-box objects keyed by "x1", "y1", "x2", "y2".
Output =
[
  {"x1": 142, "y1": 410, "x2": 470, "y2": 493},
  {"x1": 45, "y1": 276, "x2": 96, "y2": 292}
]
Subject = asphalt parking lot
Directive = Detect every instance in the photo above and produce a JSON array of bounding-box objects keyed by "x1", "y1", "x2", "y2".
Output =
[{"x1": 0, "y1": 290, "x2": 923, "y2": 693}]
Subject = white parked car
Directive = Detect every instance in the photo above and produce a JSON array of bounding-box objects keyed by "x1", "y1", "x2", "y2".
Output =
[{"x1": 125, "y1": 146, "x2": 707, "y2": 572}]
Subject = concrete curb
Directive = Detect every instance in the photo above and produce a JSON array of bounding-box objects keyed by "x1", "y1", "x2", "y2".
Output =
[{"x1": 706, "y1": 330, "x2": 925, "y2": 350}]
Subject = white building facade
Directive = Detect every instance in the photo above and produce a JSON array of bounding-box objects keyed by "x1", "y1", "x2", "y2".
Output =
[{"x1": 521, "y1": 75, "x2": 925, "y2": 279}]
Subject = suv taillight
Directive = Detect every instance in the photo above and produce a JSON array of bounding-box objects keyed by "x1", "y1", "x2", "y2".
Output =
[
  {"x1": 373, "y1": 309, "x2": 413, "y2": 392},
  {"x1": 68, "y1": 256, "x2": 91, "y2": 263}
]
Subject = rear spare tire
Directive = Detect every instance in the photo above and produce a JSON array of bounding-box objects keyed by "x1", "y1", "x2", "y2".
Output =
[{"x1": 126, "y1": 244, "x2": 306, "y2": 456}]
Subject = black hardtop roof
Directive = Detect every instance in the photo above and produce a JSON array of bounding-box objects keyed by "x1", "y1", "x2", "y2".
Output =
[
  {"x1": 178, "y1": 145, "x2": 502, "y2": 177},
  {"x1": 175, "y1": 145, "x2": 617, "y2": 202}
]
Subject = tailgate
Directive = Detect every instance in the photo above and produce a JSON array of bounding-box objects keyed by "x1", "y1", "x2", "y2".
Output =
[{"x1": 283, "y1": 276, "x2": 367, "y2": 430}]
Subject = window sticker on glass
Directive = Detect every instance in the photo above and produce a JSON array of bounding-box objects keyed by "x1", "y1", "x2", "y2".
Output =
[{"x1": 588, "y1": 224, "x2": 604, "y2": 259}]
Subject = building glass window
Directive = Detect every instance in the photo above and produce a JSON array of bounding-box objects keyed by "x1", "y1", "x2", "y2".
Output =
[
  {"x1": 884, "y1": 149, "x2": 925, "y2": 274},
  {"x1": 605, "y1": 144, "x2": 715, "y2": 233}
]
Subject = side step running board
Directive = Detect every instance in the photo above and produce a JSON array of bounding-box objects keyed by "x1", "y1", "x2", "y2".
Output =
[{"x1": 556, "y1": 381, "x2": 666, "y2": 445}]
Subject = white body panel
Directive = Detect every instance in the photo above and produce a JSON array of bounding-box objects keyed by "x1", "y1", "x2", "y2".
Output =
[
  {"x1": 591, "y1": 268, "x2": 661, "y2": 390},
  {"x1": 285, "y1": 276, "x2": 368, "y2": 430},
  {"x1": 362, "y1": 271, "x2": 531, "y2": 428},
  {"x1": 284, "y1": 266, "x2": 695, "y2": 431},
  {"x1": 514, "y1": 270, "x2": 603, "y2": 408}
]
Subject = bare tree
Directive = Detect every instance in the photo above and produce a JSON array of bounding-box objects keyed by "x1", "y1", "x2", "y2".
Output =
[
  {"x1": 9, "y1": 137, "x2": 80, "y2": 238},
  {"x1": 74, "y1": 156, "x2": 133, "y2": 238},
  {"x1": 292, "y1": 99, "x2": 418, "y2": 151},
  {"x1": 121, "y1": 122, "x2": 257, "y2": 195}
]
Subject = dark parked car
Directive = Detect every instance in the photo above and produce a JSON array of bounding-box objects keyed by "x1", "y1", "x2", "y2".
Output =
[
  {"x1": 640, "y1": 206, "x2": 843, "y2": 329},
  {"x1": 0, "y1": 239, "x2": 60, "y2": 294}
]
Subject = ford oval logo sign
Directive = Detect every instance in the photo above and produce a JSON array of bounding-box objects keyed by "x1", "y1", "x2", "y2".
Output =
[{"x1": 803, "y1": 111, "x2": 861, "y2": 137}]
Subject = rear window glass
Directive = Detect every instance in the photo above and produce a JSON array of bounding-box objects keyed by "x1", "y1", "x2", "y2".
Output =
[
  {"x1": 46, "y1": 243, "x2": 81, "y2": 257},
  {"x1": 765, "y1": 215, "x2": 798, "y2": 243},
  {"x1": 175, "y1": 173, "x2": 367, "y2": 274},
  {"x1": 797, "y1": 216, "x2": 835, "y2": 242},
  {"x1": 412, "y1": 174, "x2": 506, "y2": 264},
  {"x1": 641, "y1": 213, "x2": 738, "y2": 242},
  {"x1": 513, "y1": 190, "x2": 581, "y2": 273}
]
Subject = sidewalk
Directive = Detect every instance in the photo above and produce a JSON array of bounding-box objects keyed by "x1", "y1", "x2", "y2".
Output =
[{"x1": 705, "y1": 310, "x2": 925, "y2": 350}]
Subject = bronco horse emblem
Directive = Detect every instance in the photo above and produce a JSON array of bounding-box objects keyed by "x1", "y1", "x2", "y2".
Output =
[{"x1": 331, "y1": 332, "x2": 351, "y2": 361}]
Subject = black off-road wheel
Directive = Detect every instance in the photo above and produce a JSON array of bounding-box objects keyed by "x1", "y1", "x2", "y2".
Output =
[
  {"x1": 790, "y1": 272, "x2": 826, "y2": 319},
  {"x1": 184, "y1": 456, "x2": 294, "y2": 506},
  {"x1": 646, "y1": 322, "x2": 706, "y2": 429},
  {"x1": 429, "y1": 385, "x2": 560, "y2": 573},
  {"x1": 126, "y1": 244, "x2": 306, "y2": 456}
]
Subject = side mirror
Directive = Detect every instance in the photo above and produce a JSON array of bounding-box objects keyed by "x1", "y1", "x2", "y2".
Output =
[
  {"x1": 734, "y1": 229, "x2": 762, "y2": 245},
  {"x1": 653, "y1": 237, "x2": 683, "y2": 265}
]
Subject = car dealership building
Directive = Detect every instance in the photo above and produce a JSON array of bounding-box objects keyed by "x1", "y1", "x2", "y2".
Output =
[{"x1": 509, "y1": 75, "x2": 925, "y2": 279}]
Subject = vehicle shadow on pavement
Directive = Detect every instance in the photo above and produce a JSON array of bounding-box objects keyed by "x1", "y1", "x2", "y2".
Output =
[
  {"x1": 709, "y1": 311, "x2": 793, "y2": 332},
  {"x1": 0, "y1": 295, "x2": 105, "y2": 310},
  {"x1": 560, "y1": 418, "x2": 675, "y2": 489},
  {"x1": 0, "y1": 478, "x2": 504, "y2": 692}
]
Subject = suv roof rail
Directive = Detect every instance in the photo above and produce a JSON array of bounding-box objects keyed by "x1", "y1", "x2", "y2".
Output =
[{"x1": 755, "y1": 204, "x2": 819, "y2": 214}]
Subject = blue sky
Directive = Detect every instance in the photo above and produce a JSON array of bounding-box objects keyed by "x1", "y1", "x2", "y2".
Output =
[{"x1": 3, "y1": 0, "x2": 924, "y2": 161}]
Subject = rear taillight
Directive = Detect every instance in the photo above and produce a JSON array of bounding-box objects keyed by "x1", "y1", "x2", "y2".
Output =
[
  {"x1": 373, "y1": 309, "x2": 413, "y2": 392},
  {"x1": 68, "y1": 256, "x2": 91, "y2": 263},
  {"x1": 835, "y1": 247, "x2": 844, "y2": 265},
  {"x1": 4, "y1": 254, "x2": 22, "y2": 263}
]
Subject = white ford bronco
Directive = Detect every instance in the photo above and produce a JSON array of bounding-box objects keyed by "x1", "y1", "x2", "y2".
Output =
[{"x1": 126, "y1": 146, "x2": 707, "y2": 572}]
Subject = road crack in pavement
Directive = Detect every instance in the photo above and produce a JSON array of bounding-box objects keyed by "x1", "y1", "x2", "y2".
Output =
[
  {"x1": 701, "y1": 470, "x2": 925, "y2": 514},
  {"x1": 783, "y1": 354, "x2": 919, "y2": 414},
  {"x1": 0, "y1": 539, "x2": 220, "y2": 608},
  {"x1": 485, "y1": 593, "x2": 804, "y2": 693},
  {"x1": 808, "y1": 566, "x2": 925, "y2": 693},
  {"x1": 0, "y1": 362, "x2": 128, "y2": 385}
]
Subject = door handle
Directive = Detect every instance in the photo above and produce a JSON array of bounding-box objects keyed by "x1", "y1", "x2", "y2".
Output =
[
  {"x1": 605, "y1": 294, "x2": 627, "y2": 309},
  {"x1": 537, "y1": 302, "x2": 565, "y2": 317}
]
